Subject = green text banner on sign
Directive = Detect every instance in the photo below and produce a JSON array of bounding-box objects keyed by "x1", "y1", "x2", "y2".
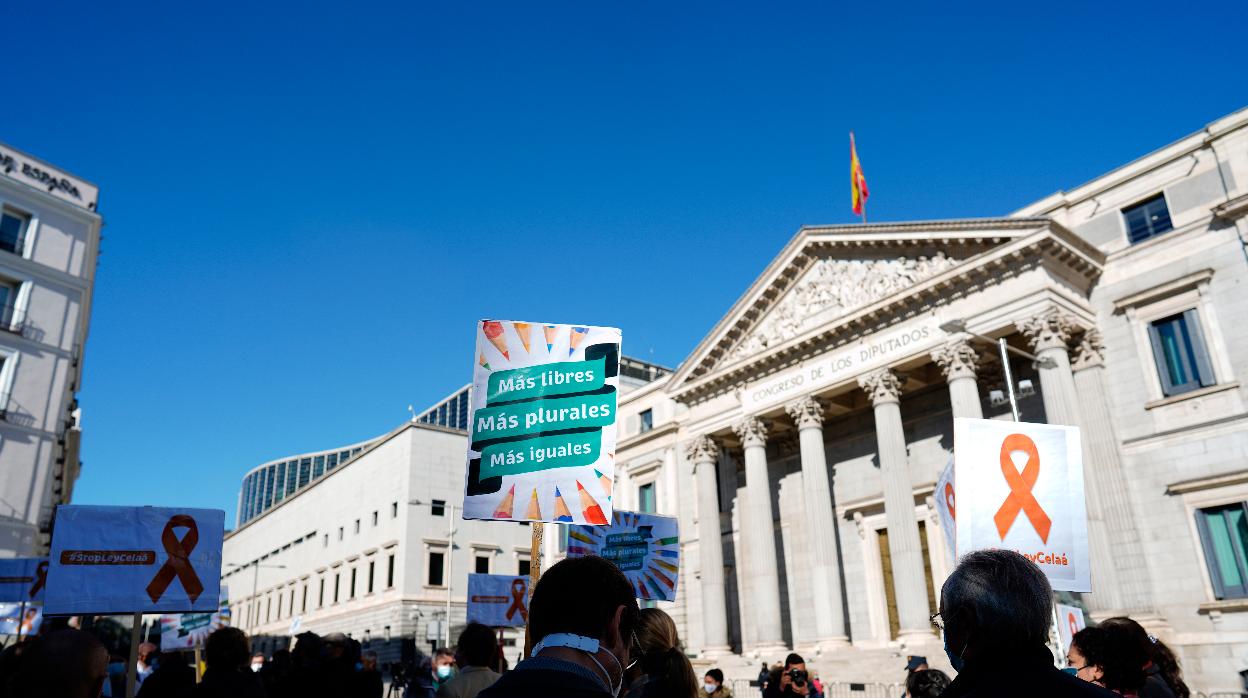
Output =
[{"x1": 463, "y1": 320, "x2": 621, "y2": 525}]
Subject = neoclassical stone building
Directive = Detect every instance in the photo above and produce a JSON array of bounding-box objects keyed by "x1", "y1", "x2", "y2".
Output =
[{"x1": 610, "y1": 108, "x2": 1248, "y2": 691}]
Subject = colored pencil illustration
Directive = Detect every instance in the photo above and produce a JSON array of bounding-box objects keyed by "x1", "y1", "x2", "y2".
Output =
[
  {"x1": 493, "y1": 484, "x2": 515, "y2": 518},
  {"x1": 482, "y1": 320, "x2": 510, "y2": 359},
  {"x1": 525, "y1": 488, "x2": 542, "y2": 520},
  {"x1": 568, "y1": 326, "x2": 589, "y2": 356},
  {"x1": 513, "y1": 322, "x2": 533, "y2": 353},
  {"x1": 577, "y1": 481, "x2": 608, "y2": 524},
  {"x1": 553, "y1": 487, "x2": 573, "y2": 522},
  {"x1": 478, "y1": 353, "x2": 490, "y2": 371},
  {"x1": 543, "y1": 325, "x2": 559, "y2": 352},
  {"x1": 595, "y1": 469, "x2": 612, "y2": 498}
]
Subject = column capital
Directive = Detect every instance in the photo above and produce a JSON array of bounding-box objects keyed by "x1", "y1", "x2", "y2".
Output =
[
  {"x1": 732, "y1": 416, "x2": 768, "y2": 448},
  {"x1": 684, "y1": 435, "x2": 720, "y2": 464},
  {"x1": 1072, "y1": 329, "x2": 1106, "y2": 370},
  {"x1": 785, "y1": 396, "x2": 825, "y2": 430},
  {"x1": 1018, "y1": 309, "x2": 1079, "y2": 353},
  {"x1": 931, "y1": 338, "x2": 980, "y2": 382},
  {"x1": 858, "y1": 368, "x2": 905, "y2": 406}
]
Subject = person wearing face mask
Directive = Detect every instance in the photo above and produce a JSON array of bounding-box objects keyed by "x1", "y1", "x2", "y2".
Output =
[
  {"x1": 479, "y1": 555, "x2": 639, "y2": 698},
  {"x1": 438, "y1": 623, "x2": 501, "y2": 698},
  {"x1": 937, "y1": 550, "x2": 1115, "y2": 698},
  {"x1": 623, "y1": 608, "x2": 698, "y2": 698},
  {"x1": 1068, "y1": 626, "x2": 1145, "y2": 696},
  {"x1": 432, "y1": 648, "x2": 458, "y2": 691},
  {"x1": 704, "y1": 669, "x2": 732, "y2": 697}
]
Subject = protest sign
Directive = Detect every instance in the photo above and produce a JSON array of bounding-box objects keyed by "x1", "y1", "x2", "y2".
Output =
[
  {"x1": 567, "y1": 511, "x2": 679, "y2": 601},
  {"x1": 934, "y1": 458, "x2": 956, "y2": 564},
  {"x1": 0, "y1": 604, "x2": 41, "y2": 635},
  {"x1": 1055, "y1": 603, "x2": 1087, "y2": 652},
  {"x1": 464, "y1": 320, "x2": 622, "y2": 524},
  {"x1": 954, "y1": 418, "x2": 1090, "y2": 592},
  {"x1": 0, "y1": 558, "x2": 47, "y2": 603},
  {"x1": 159, "y1": 587, "x2": 231, "y2": 651},
  {"x1": 45, "y1": 505, "x2": 225, "y2": 614},
  {"x1": 466, "y1": 574, "x2": 529, "y2": 627}
]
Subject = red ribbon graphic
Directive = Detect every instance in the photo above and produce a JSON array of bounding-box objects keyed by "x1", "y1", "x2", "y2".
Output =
[
  {"x1": 145, "y1": 515, "x2": 204, "y2": 603},
  {"x1": 1067, "y1": 612, "x2": 1079, "y2": 637},
  {"x1": 506, "y1": 578, "x2": 527, "y2": 622},
  {"x1": 944, "y1": 483, "x2": 956, "y2": 521},
  {"x1": 993, "y1": 433, "x2": 1052, "y2": 544},
  {"x1": 28, "y1": 561, "x2": 46, "y2": 598}
]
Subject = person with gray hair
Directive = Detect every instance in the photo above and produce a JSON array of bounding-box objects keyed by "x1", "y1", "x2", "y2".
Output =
[{"x1": 937, "y1": 550, "x2": 1114, "y2": 697}]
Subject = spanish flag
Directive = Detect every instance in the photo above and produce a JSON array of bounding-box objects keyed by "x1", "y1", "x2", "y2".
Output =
[{"x1": 850, "y1": 132, "x2": 869, "y2": 218}]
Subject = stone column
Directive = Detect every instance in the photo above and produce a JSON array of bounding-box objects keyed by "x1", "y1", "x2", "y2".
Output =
[
  {"x1": 1071, "y1": 331, "x2": 1153, "y2": 613},
  {"x1": 686, "y1": 436, "x2": 730, "y2": 652},
  {"x1": 785, "y1": 396, "x2": 849, "y2": 647},
  {"x1": 733, "y1": 416, "x2": 786, "y2": 650},
  {"x1": 858, "y1": 368, "x2": 931, "y2": 639},
  {"x1": 1018, "y1": 309, "x2": 1081, "y2": 427},
  {"x1": 932, "y1": 338, "x2": 984, "y2": 419}
]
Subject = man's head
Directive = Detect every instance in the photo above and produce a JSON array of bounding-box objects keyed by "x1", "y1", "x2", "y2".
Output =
[
  {"x1": 362, "y1": 651, "x2": 378, "y2": 671},
  {"x1": 137, "y1": 642, "x2": 157, "y2": 668},
  {"x1": 779, "y1": 653, "x2": 807, "y2": 689},
  {"x1": 904, "y1": 655, "x2": 929, "y2": 673},
  {"x1": 456, "y1": 623, "x2": 498, "y2": 669},
  {"x1": 17, "y1": 629, "x2": 108, "y2": 698},
  {"x1": 432, "y1": 647, "x2": 456, "y2": 680},
  {"x1": 528, "y1": 556, "x2": 639, "y2": 662},
  {"x1": 905, "y1": 669, "x2": 951, "y2": 698},
  {"x1": 323, "y1": 632, "x2": 349, "y2": 660},
  {"x1": 251, "y1": 652, "x2": 266, "y2": 672},
  {"x1": 705, "y1": 668, "x2": 724, "y2": 693},
  {"x1": 939, "y1": 549, "x2": 1052, "y2": 662},
  {"x1": 205, "y1": 627, "x2": 251, "y2": 671}
]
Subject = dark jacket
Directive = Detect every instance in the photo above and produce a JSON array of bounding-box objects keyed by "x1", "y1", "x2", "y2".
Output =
[
  {"x1": 136, "y1": 660, "x2": 196, "y2": 698},
  {"x1": 478, "y1": 656, "x2": 609, "y2": 698},
  {"x1": 941, "y1": 645, "x2": 1118, "y2": 698},
  {"x1": 1139, "y1": 666, "x2": 1178, "y2": 698},
  {"x1": 192, "y1": 667, "x2": 266, "y2": 698}
]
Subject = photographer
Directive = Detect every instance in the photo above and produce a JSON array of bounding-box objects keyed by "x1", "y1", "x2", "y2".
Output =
[{"x1": 764, "y1": 654, "x2": 810, "y2": 698}]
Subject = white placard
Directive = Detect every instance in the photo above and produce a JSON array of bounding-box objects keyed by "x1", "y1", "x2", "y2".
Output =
[
  {"x1": 1055, "y1": 604, "x2": 1086, "y2": 652},
  {"x1": 954, "y1": 418, "x2": 1089, "y2": 592},
  {"x1": 159, "y1": 587, "x2": 231, "y2": 651},
  {"x1": 934, "y1": 458, "x2": 956, "y2": 564},
  {"x1": 0, "y1": 604, "x2": 41, "y2": 635}
]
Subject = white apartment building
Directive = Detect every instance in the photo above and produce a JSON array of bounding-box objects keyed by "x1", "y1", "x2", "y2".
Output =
[
  {"x1": 609, "y1": 107, "x2": 1248, "y2": 693},
  {"x1": 0, "y1": 143, "x2": 100, "y2": 558}
]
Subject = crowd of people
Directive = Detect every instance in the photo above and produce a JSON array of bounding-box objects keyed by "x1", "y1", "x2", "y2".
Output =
[{"x1": 0, "y1": 550, "x2": 1198, "y2": 698}]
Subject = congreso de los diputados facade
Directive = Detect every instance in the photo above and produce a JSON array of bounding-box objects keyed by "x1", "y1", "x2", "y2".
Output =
[{"x1": 607, "y1": 107, "x2": 1248, "y2": 691}]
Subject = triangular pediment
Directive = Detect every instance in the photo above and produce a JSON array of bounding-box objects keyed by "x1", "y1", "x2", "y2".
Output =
[{"x1": 668, "y1": 217, "x2": 1082, "y2": 401}]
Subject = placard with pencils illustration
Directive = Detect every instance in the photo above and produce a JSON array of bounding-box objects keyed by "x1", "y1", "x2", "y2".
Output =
[
  {"x1": 464, "y1": 320, "x2": 621, "y2": 525},
  {"x1": 567, "y1": 511, "x2": 679, "y2": 601}
]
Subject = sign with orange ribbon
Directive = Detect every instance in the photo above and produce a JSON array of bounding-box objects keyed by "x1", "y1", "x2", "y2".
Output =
[
  {"x1": 466, "y1": 574, "x2": 529, "y2": 628},
  {"x1": 953, "y1": 418, "x2": 1089, "y2": 592},
  {"x1": 0, "y1": 558, "x2": 48, "y2": 603},
  {"x1": 933, "y1": 458, "x2": 956, "y2": 564},
  {"x1": 1055, "y1": 603, "x2": 1086, "y2": 652},
  {"x1": 45, "y1": 505, "x2": 224, "y2": 614}
]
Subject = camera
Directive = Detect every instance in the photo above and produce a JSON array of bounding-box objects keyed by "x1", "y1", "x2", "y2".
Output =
[
  {"x1": 387, "y1": 662, "x2": 409, "y2": 688},
  {"x1": 787, "y1": 668, "x2": 807, "y2": 687}
]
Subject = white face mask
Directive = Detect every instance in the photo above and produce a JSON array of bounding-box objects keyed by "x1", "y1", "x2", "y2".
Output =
[
  {"x1": 705, "y1": 683, "x2": 718, "y2": 694},
  {"x1": 436, "y1": 665, "x2": 453, "y2": 679},
  {"x1": 251, "y1": 663, "x2": 263, "y2": 672},
  {"x1": 531, "y1": 633, "x2": 625, "y2": 698}
]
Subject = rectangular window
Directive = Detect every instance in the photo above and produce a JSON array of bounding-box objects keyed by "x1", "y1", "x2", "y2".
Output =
[
  {"x1": 372, "y1": 511, "x2": 378, "y2": 527},
  {"x1": 1123, "y1": 194, "x2": 1173, "y2": 244},
  {"x1": 638, "y1": 483, "x2": 657, "y2": 513},
  {"x1": 354, "y1": 519, "x2": 360, "y2": 534},
  {"x1": 518, "y1": 558, "x2": 531, "y2": 578},
  {"x1": 428, "y1": 551, "x2": 445, "y2": 586},
  {"x1": 387, "y1": 554, "x2": 396, "y2": 588},
  {"x1": 1147, "y1": 311, "x2": 1214, "y2": 396},
  {"x1": 368, "y1": 561, "x2": 375, "y2": 593},
  {"x1": 301, "y1": 584, "x2": 308, "y2": 613},
  {"x1": 350, "y1": 568, "x2": 357, "y2": 598},
  {"x1": 0, "y1": 280, "x2": 20, "y2": 331},
  {"x1": 0, "y1": 209, "x2": 29, "y2": 256},
  {"x1": 327, "y1": 452, "x2": 339, "y2": 470},
  {"x1": 475, "y1": 554, "x2": 490, "y2": 574},
  {"x1": 558, "y1": 525, "x2": 568, "y2": 553},
  {"x1": 1195, "y1": 503, "x2": 1248, "y2": 599},
  {"x1": 313, "y1": 455, "x2": 325, "y2": 478},
  {"x1": 431, "y1": 499, "x2": 446, "y2": 516},
  {"x1": 639, "y1": 408, "x2": 654, "y2": 434},
  {"x1": 338, "y1": 527, "x2": 344, "y2": 541},
  {"x1": 319, "y1": 578, "x2": 325, "y2": 607},
  {"x1": 334, "y1": 573, "x2": 340, "y2": 603},
  {"x1": 288, "y1": 589, "x2": 295, "y2": 617},
  {"x1": 391, "y1": 502, "x2": 398, "y2": 518},
  {"x1": 323, "y1": 534, "x2": 328, "y2": 548}
]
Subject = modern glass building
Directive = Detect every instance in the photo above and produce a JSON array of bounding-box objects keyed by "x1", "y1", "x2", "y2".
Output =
[
  {"x1": 236, "y1": 437, "x2": 377, "y2": 526},
  {"x1": 415, "y1": 385, "x2": 470, "y2": 431}
]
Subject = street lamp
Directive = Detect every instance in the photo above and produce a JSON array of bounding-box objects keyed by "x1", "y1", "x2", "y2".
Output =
[
  {"x1": 226, "y1": 561, "x2": 287, "y2": 629},
  {"x1": 939, "y1": 318, "x2": 1055, "y2": 422},
  {"x1": 410, "y1": 499, "x2": 456, "y2": 647}
]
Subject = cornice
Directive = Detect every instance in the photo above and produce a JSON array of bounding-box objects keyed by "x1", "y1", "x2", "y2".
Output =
[{"x1": 616, "y1": 420, "x2": 679, "y2": 452}]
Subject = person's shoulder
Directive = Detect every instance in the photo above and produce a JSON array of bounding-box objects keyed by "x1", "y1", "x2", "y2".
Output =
[{"x1": 478, "y1": 665, "x2": 607, "y2": 698}]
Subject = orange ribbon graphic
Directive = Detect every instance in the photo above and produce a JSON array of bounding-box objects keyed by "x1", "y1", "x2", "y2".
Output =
[
  {"x1": 944, "y1": 483, "x2": 956, "y2": 521},
  {"x1": 993, "y1": 434, "x2": 1052, "y2": 544},
  {"x1": 1067, "y1": 612, "x2": 1078, "y2": 637},
  {"x1": 506, "y1": 578, "x2": 527, "y2": 622},
  {"x1": 145, "y1": 515, "x2": 204, "y2": 603},
  {"x1": 28, "y1": 561, "x2": 46, "y2": 598}
]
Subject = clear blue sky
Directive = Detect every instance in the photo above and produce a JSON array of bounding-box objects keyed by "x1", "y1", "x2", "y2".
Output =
[{"x1": 5, "y1": 2, "x2": 1245, "y2": 525}]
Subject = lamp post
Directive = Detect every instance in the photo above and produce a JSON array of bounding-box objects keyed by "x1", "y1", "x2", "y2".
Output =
[
  {"x1": 226, "y1": 561, "x2": 286, "y2": 630},
  {"x1": 939, "y1": 319, "x2": 1055, "y2": 422},
  {"x1": 410, "y1": 499, "x2": 456, "y2": 647}
]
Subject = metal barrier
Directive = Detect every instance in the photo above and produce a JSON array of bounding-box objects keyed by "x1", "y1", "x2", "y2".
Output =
[{"x1": 729, "y1": 679, "x2": 903, "y2": 698}]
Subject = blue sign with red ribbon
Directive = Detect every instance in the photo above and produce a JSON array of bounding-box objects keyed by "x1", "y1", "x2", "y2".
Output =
[
  {"x1": 0, "y1": 558, "x2": 48, "y2": 603},
  {"x1": 45, "y1": 505, "x2": 224, "y2": 614},
  {"x1": 466, "y1": 574, "x2": 529, "y2": 628}
]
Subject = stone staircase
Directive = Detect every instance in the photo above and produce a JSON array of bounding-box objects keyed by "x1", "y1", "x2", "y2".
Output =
[{"x1": 689, "y1": 637, "x2": 954, "y2": 687}]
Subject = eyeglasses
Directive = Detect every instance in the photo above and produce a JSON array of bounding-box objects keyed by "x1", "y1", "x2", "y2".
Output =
[{"x1": 930, "y1": 613, "x2": 944, "y2": 632}]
